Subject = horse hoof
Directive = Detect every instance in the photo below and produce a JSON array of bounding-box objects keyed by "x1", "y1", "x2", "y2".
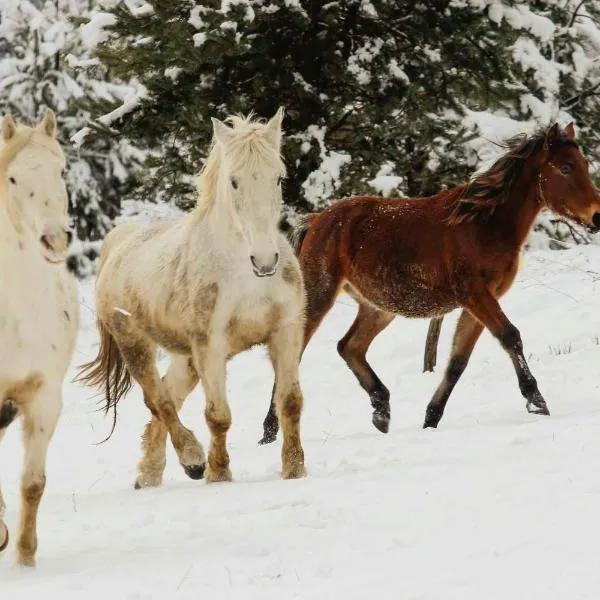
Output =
[
  {"x1": 183, "y1": 462, "x2": 206, "y2": 480},
  {"x1": 282, "y1": 464, "x2": 307, "y2": 480},
  {"x1": 372, "y1": 412, "x2": 390, "y2": 434},
  {"x1": 134, "y1": 475, "x2": 162, "y2": 490},
  {"x1": 0, "y1": 523, "x2": 8, "y2": 553},
  {"x1": 527, "y1": 401, "x2": 550, "y2": 416},
  {"x1": 205, "y1": 466, "x2": 233, "y2": 483},
  {"x1": 16, "y1": 553, "x2": 35, "y2": 567},
  {"x1": 258, "y1": 432, "x2": 277, "y2": 445},
  {"x1": 423, "y1": 405, "x2": 443, "y2": 429}
]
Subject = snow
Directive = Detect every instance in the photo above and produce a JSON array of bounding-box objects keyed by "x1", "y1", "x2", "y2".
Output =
[
  {"x1": 4, "y1": 236, "x2": 600, "y2": 597},
  {"x1": 124, "y1": 0, "x2": 155, "y2": 18},
  {"x1": 513, "y1": 37, "x2": 562, "y2": 96},
  {"x1": 368, "y1": 161, "x2": 404, "y2": 196},
  {"x1": 298, "y1": 124, "x2": 352, "y2": 208},
  {"x1": 456, "y1": 1, "x2": 555, "y2": 42},
  {"x1": 79, "y1": 13, "x2": 117, "y2": 50},
  {"x1": 193, "y1": 32, "x2": 208, "y2": 47}
]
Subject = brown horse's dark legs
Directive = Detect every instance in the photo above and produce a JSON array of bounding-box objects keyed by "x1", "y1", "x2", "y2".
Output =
[
  {"x1": 468, "y1": 293, "x2": 549, "y2": 417},
  {"x1": 424, "y1": 310, "x2": 483, "y2": 428},
  {"x1": 337, "y1": 303, "x2": 395, "y2": 433},
  {"x1": 259, "y1": 271, "x2": 342, "y2": 445},
  {"x1": 425, "y1": 293, "x2": 549, "y2": 427},
  {"x1": 499, "y1": 325, "x2": 549, "y2": 415}
]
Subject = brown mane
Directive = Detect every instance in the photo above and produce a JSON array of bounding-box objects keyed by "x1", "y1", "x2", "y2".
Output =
[{"x1": 447, "y1": 125, "x2": 579, "y2": 225}]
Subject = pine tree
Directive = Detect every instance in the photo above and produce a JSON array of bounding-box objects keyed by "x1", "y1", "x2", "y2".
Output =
[
  {"x1": 91, "y1": 0, "x2": 516, "y2": 212},
  {"x1": 0, "y1": 0, "x2": 143, "y2": 248},
  {"x1": 90, "y1": 0, "x2": 600, "y2": 245}
]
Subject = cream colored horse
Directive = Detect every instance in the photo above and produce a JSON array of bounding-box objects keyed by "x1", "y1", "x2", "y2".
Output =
[
  {"x1": 77, "y1": 109, "x2": 306, "y2": 488},
  {"x1": 0, "y1": 111, "x2": 79, "y2": 566}
]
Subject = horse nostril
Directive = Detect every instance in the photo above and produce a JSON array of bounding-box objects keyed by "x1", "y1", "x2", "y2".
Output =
[
  {"x1": 250, "y1": 255, "x2": 257, "y2": 268},
  {"x1": 274, "y1": 252, "x2": 279, "y2": 263},
  {"x1": 593, "y1": 213, "x2": 600, "y2": 229},
  {"x1": 40, "y1": 234, "x2": 52, "y2": 251},
  {"x1": 66, "y1": 230, "x2": 73, "y2": 244}
]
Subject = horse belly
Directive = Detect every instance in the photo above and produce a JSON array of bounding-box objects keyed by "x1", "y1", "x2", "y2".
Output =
[{"x1": 354, "y1": 278, "x2": 458, "y2": 319}]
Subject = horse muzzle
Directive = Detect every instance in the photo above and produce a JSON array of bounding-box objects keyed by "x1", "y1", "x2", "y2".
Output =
[
  {"x1": 40, "y1": 227, "x2": 73, "y2": 264},
  {"x1": 250, "y1": 253, "x2": 279, "y2": 278},
  {"x1": 591, "y1": 212, "x2": 600, "y2": 233}
]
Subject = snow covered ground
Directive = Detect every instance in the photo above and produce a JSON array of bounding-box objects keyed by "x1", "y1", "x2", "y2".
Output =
[{"x1": 3, "y1": 245, "x2": 600, "y2": 599}]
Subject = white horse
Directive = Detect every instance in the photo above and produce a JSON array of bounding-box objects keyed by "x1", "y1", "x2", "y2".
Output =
[
  {"x1": 0, "y1": 111, "x2": 79, "y2": 566},
  {"x1": 77, "y1": 108, "x2": 307, "y2": 488}
]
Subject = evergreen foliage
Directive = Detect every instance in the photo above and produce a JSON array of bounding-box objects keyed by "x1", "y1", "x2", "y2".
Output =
[
  {"x1": 91, "y1": 0, "x2": 600, "y2": 239},
  {"x1": 0, "y1": 0, "x2": 143, "y2": 244}
]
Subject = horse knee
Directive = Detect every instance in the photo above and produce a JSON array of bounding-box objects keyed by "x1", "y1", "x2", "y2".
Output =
[
  {"x1": 21, "y1": 474, "x2": 46, "y2": 505},
  {"x1": 205, "y1": 404, "x2": 231, "y2": 435},
  {"x1": 278, "y1": 382, "x2": 303, "y2": 423}
]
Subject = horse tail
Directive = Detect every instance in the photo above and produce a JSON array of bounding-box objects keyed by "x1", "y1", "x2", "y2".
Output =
[
  {"x1": 74, "y1": 319, "x2": 132, "y2": 442},
  {"x1": 423, "y1": 317, "x2": 444, "y2": 373},
  {"x1": 0, "y1": 372, "x2": 44, "y2": 430},
  {"x1": 287, "y1": 213, "x2": 318, "y2": 256}
]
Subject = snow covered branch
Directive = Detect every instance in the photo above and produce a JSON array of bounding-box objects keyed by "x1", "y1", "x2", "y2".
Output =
[{"x1": 71, "y1": 97, "x2": 142, "y2": 148}]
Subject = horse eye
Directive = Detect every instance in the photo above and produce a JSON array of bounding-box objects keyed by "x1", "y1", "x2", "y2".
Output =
[
  {"x1": 9, "y1": 177, "x2": 16, "y2": 184},
  {"x1": 231, "y1": 178, "x2": 238, "y2": 190},
  {"x1": 560, "y1": 165, "x2": 572, "y2": 175}
]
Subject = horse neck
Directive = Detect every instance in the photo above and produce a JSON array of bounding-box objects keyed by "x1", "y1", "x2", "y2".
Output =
[
  {"x1": 486, "y1": 162, "x2": 543, "y2": 248},
  {"x1": 189, "y1": 185, "x2": 238, "y2": 242}
]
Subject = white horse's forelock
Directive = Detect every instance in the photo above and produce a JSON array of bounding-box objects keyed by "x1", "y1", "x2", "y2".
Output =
[{"x1": 193, "y1": 112, "x2": 285, "y2": 219}]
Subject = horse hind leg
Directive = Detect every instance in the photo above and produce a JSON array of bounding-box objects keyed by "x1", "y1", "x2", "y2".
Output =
[
  {"x1": 114, "y1": 332, "x2": 206, "y2": 481},
  {"x1": 424, "y1": 309, "x2": 483, "y2": 428},
  {"x1": 135, "y1": 355, "x2": 199, "y2": 489},
  {"x1": 337, "y1": 299, "x2": 395, "y2": 433}
]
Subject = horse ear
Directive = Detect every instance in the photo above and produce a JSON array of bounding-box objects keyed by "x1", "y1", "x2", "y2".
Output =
[
  {"x1": 2, "y1": 114, "x2": 17, "y2": 142},
  {"x1": 38, "y1": 109, "x2": 57, "y2": 138},
  {"x1": 264, "y1": 106, "x2": 284, "y2": 149},
  {"x1": 564, "y1": 121, "x2": 576, "y2": 139},
  {"x1": 211, "y1": 117, "x2": 233, "y2": 146},
  {"x1": 546, "y1": 122, "x2": 560, "y2": 143}
]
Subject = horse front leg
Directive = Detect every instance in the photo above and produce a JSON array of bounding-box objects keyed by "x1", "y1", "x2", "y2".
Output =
[
  {"x1": 269, "y1": 320, "x2": 306, "y2": 480},
  {"x1": 17, "y1": 387, "x2": 61, "y2": 567},
  {"x1": 466, "y1": 291, "x2": 549, "y2": 417},
  {"x1": 194, "y1": 339, "x2": 232, "y2": 483}
]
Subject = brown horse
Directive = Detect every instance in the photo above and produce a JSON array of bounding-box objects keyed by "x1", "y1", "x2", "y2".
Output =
[{"x1": 259, "y1": 123, "x2": 600, "y2": 443}]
